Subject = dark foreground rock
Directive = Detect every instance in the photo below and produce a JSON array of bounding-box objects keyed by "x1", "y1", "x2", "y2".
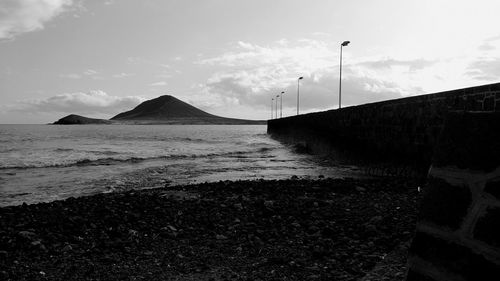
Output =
[{"x1": 0, "y1": 178, "x2": 419, "y2": 280}]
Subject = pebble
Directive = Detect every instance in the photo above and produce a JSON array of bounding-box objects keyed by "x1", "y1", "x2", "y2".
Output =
[
  {"x1": 216, "y1": 234, "x2": 228, "y2": 240},
  {"x1": 356, "y1": 186, "x2": 367, "y2": 192}
]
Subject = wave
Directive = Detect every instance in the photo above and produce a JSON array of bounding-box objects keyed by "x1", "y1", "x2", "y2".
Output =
[
  {"x1": 0, "y1": 146, "x2": 276, "y2": 170},
  {"x1": 0, "y1": 147, "x2": 19, "y2": 153},
  {"x1": 54, "y1": 148, "x2": 75, "y2": 152},
  {"x1": 54, "y1": 148, "x2": 120, "y2": 155},
  {"x1": 0, "y1": 156, "x2": 170, "y2": 170}
]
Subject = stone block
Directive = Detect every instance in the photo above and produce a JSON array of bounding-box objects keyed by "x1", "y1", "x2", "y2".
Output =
[
  {"x1": 410, "y1": 231, "x2": 500, "y2": 281},
  {"x1": 473, "y1": 85, "x2": 491, "y2": 94},
  {"x1": 433, "y1": 112, "x2": 500, "y2": 172},
  {"x1": 484, "y1": 180, "x2": 500, "y2": 200},
  {"x1": 405, "y1": 269, "x2": 438, "y2": 281},
  {"x1": 484, "y1": 96, "x2": 495, "y2": 111},
  {"x1": 490, "y1": 83, "x2": 500, "y2": 91},
  {"x1": 464, "y1": 87, "x2": 474, "y2": 95},
  {"x1": 474, "y1": 207, "x2": 500, "y2": 249},
  {"x1": 420, "y1": 177, "x2": 471, "y2": 230}
]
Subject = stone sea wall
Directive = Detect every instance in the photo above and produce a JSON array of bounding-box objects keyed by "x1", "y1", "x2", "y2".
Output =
[
  {"x1": 406, "y1": 112, "x2": 500, "y2": 280},
  {"x1": 267, "y1": 82, "x2": 500, "y2": 170},
  {"x1": 267, "y1": 82, "x2": 500, "y2": 280}
]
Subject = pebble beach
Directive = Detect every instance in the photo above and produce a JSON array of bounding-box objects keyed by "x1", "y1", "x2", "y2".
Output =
[{"x1": 0, "y1": 177, "x2": 419, "y2": 280}]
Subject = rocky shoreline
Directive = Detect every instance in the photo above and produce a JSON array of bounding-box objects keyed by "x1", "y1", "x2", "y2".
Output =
[{"x1": 0, "y1": 178, "x2": 420, "y2": 280}]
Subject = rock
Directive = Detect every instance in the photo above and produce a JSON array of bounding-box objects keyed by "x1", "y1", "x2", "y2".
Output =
[
  {"x1": 31, "y1": 240, "x2": 47, "y2": 252},
  {"x1": 308, "y1": 225, "x2": 320, "y2": 234},
  {"x1": 364, "y1": 224, "x2": 378, "y2": 233},
  {"x1": 264, "y1": 200, "x2": 274, "y2": 208},
  {"x1": 369, "y1": 216, "x2": 383, "y2": 224},
  {"x1": 128, "y1": 229, "x2": 139, "y2": 237},
  {"x1": 18, "y1": 230, "x2": 37, "y2": 240},
  {"x1": 61, "y1": 244, "x2": 73, "y2": 252},
  {"x1": 165, "y1": 225, "x2": 178, "y2": 232},
  {"x1": 234, "y1": 203, "x2": 243, "y2": 210},
  {"x1": 356, "y1": 186, "x2": 366, "y2": 192},
  {"x1": 216, "y1": 234, "x2": 228, "y2": 240}
]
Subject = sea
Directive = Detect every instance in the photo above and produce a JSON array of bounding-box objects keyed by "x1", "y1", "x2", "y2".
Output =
[{"x1": 0, "y1": 124, "x2": 361, "y2": 207}]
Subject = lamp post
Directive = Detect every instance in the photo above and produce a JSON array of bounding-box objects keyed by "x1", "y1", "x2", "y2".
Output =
[
  {"x1": 276, "y1": 95, "x2": 279, "y2": 119},
  {"x1": 279, "y1": 91, "x2": 285, "y2": 118},
  {"x1": 339, "y1": 41, "x2": 350, "y2": 109},
  {"x1": 271, "y1": 98, "x2": 274, "y2": 119},
  {"x1": 297, "y1": 76, "x2": 303, "y2": 115}
]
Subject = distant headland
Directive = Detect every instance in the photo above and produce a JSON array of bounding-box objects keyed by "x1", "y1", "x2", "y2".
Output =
[{"x1": 53, "y1": 95, "x2": 266, "y2": 125}]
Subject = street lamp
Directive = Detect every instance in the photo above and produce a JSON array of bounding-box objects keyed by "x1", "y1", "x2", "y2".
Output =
[
  {"x1": 297, "y1": 76, "x2": 303, "y2": 115},
  {"x1": 276, "y1": 95, "x2": 279, "y2": 119},
  {"x1": 271, "y1": 98, "x2": 274, "y2": 119},
  {"x1": 339, "y1": 41, "x2": 350, "y2": 109},
  {"x1": 279, "y1": 91, "x2": 285, "y2": 118}
]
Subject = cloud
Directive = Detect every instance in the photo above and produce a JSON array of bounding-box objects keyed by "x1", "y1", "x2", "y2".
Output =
[
  {"x1": 357, "y1": 58, "x2": 436, "y2": 72},
  {"x1": 466, "y1": 57, "x2": 500, "y2": 81},
  {"x1": 112, "y1": 72, "x2": 134, "y2": 78},
  {"x1": 196, "y1": 36, "x2": 500, "y2": 118},
  {"x1": 150, "y1": 81, "x2": 167, "y2": 87},
  {"x1": 203, "y1": 70, "x2": 406, "y2": 112},
  {"x1": 198, "y1": 39, "x2": 335, "y2": 73},
  {"x1": 196, "y1": 39, "x2": 422, "y2": 113},
  {"x1": 59, "y1": 73, "x2": 81, "y2": 79},
  {"x1": 83, "y1": 69, "x2": 98, "y2": 76},
  {"x1": 12, "y1": 90, "x2": 145, "y2": 115},
  {"x1": 466, "y1": 35, "x2": 500, "y2": 81},
  {"x1": 197, "y1": 39, "x2": 337, "y2": 93},
  {"x1": 0, "y1": 0, "x2": 74, "y2": 40},
  {"x1": 59, "y1": 69, "x2": 105, "y2": 80},
  {"x1": 478, "y1": 34, "x2": 500, "y2": 52},
  {"x1": 127, "y1": 57, "x2": 171, "y2": 69}
]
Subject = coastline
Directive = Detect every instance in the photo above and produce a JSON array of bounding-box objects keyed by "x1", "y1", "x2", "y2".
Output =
[{"x1": 0, "y1": 177, "x2": 419, "y2": 280}]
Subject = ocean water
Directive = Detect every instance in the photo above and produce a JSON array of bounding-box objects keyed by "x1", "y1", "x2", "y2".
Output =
[{"x1": 0, "y1": 124, "x2": 361, "y2": 206}]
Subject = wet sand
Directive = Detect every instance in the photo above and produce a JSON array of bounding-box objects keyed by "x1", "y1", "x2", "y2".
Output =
[{"x1": 0, "y1": 177, "x2": 419, "y2": 280}]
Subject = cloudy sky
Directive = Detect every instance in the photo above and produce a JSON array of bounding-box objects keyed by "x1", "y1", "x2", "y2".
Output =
[{"x1": 1, "y1": 0, "x2": 500, "y2": 123}]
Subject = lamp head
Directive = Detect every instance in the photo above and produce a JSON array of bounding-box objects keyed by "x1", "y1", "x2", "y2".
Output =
[
  {"x1": 298, "y1": 76, "x2": 303, "y2": 80},
  {"x1": 281, "y1": 91, "x2": 285, "y2": 94},
  {"x1": 341, "y1": 41, "x2": 350, "y2": 46}
]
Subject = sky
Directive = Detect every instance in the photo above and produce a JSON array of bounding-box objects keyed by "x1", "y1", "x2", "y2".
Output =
[{"x1": 1, "y1": 0, "x2": 500, "y2": 123}]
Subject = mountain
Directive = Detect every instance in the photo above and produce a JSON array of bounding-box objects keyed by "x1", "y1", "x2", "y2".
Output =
[
  {"x1": 111, "y1": 95, "x2": 216, "y2": 120},
  {"x1": 53, "y1": 114, "x2": 111, "y2": 125},
  {"x1": 110, "y1": 95, "x2": 265, "y2": 124},
  {"x1": 53, "y1": 95, "x2": 265, "y2": 125}
]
